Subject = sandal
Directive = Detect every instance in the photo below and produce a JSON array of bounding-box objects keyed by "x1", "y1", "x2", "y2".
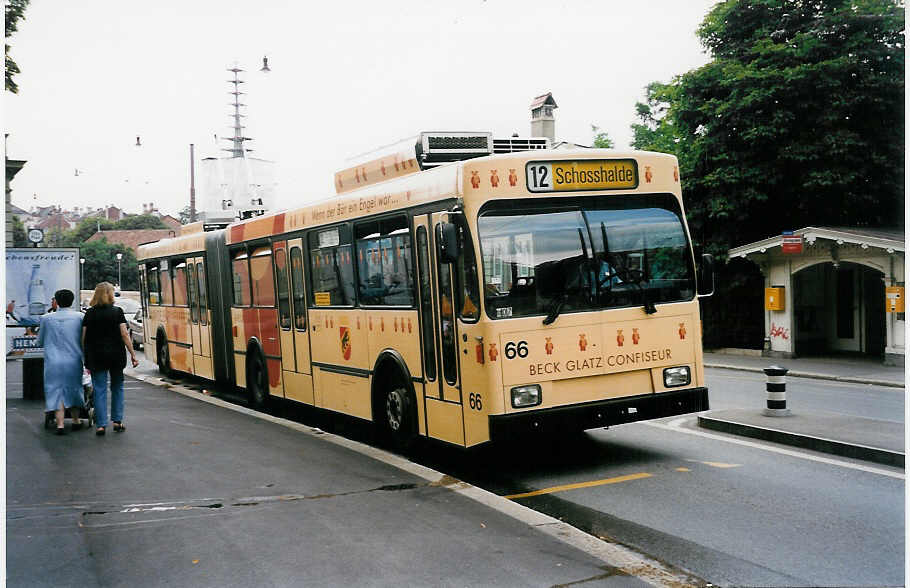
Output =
[
  {"x1": 55, "y1": 427, "x2": 66, "y2": 436},
  {"x1": 96, "y1": 427, "x2": 106, "y2": 436},
  {"x1": 72, "y1": 421, "x2": 83, "y2": 431},
  {"x1": 113, "y1": 422, "x2": 125, "y2": 433}
]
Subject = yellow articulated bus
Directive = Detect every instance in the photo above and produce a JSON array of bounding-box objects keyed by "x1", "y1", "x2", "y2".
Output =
[{"x1": 138, "y1": 132, "x2": 713, "y2": 448}]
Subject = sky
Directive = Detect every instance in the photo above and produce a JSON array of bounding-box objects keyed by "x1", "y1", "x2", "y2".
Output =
[{"x1": 5, "y1": 0, "x2": 717, "y2": 218}]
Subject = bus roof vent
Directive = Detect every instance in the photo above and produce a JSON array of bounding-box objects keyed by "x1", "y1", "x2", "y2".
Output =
[
  {"x1": 493, "y1": 136, "x2": 551, "y2": 153},
  {"x1": 416, "y1": 132, "x2": 493, "y2": 169}
]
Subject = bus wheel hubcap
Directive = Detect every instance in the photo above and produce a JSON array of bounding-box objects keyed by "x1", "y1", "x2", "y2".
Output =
[{"x1": 386, "y1": 390, "x2": 404, "y2": 432}]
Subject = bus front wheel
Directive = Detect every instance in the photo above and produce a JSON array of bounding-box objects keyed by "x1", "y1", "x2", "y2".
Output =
[
  {"x1": 247, "y1": 349, "x2": 269, "y2": 411},
  {"x1": 382, "y1": 386, "x2": 416, "y2": 449}
]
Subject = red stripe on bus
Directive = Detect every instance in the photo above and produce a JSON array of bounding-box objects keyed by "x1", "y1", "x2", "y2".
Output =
[
  {"x1": 273, "y1": 213, "x2": 286, "y2": 236},
  {"x1": 243, "y1": 308, "x2": 260, "y2": 348},
  {"x1": 258, "y1": 308, "x2": 281, "y2": 357}
]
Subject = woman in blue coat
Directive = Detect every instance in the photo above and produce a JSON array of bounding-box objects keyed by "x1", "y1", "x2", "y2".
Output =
[{"x1": 35, "y1": 289, "x2": 85, "y2": 434}]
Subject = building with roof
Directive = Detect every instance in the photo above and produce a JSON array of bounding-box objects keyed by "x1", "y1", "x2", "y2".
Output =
[
  {"x1": 86, "y1": 229, "x2": 177, "y2": 256},
  {"x1": 729, "y1": 227, "x2": 905, "y2": 365}
]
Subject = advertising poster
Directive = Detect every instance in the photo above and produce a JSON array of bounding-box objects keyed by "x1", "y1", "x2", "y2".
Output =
[{"x1": 5, "y1": 248, "x2": 80, "y2": 358}]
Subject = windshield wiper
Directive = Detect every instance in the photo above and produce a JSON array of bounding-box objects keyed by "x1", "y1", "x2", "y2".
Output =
[
  {"x1": 601, "y1": 222, "x2": 656, "y2": 314},
  {"x1": 638, "y1": 235, "x2": 657, "y2": 314},
  {"x1": 542, "y1": 294, "x2": 566, "y2": 325}
]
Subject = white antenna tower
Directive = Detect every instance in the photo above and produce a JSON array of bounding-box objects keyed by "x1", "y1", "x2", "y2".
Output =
[{"x1": 223, "y1": 64, "x2": 254, "y2": 158}]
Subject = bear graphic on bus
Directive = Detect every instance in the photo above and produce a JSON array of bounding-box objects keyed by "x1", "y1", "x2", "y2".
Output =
[{"x1": 340, "y1": 327, "x2": 352, "y2": 361}]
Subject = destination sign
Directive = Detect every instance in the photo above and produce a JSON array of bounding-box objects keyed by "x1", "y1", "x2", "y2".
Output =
[{"x1": 526, "y1": 159, "x2": 638, "y2": 193}]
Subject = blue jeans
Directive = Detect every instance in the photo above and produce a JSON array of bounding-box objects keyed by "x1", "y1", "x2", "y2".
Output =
[{"x1": 91, "y1": 369, "x2": 124, "y2": 428}]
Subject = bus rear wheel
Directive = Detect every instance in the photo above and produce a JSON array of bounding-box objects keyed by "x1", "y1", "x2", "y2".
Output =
[
  {"x1": 247, "y1": 349, "x2": 269, "y2": 411},
  {"x1": 382, "y1": 386, "x2": 416, "y2": 449},
  {"x1": 156, "y1": 336, "x2": 171, "y2": 376}
]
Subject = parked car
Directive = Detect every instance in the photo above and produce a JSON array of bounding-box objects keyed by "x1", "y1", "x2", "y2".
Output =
[
  {"x1": 114, "y1": 298, "x2": 141, "y2": 316},
  {"x1": 128, "y1": 310, "x2": 144, "y2": 350}
]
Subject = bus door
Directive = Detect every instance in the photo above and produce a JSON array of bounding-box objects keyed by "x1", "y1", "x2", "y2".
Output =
[
  {"x1": 418, "y1": 212, "x2": 465, "y2": 445},
  {"x1": 276, "y1": 238, "x2": 314, "y2": 404},
  {"x1": 189, "y1": 256, "x2": 214, "y2": 380}
]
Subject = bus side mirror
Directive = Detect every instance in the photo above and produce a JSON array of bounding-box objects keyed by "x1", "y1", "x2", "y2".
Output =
[
  {"x1": 697, "y1": 253, "x2": 715, "y2": 297},
  {"x1": 437, "y1": 222, "x2": 460, "y2": 264}
]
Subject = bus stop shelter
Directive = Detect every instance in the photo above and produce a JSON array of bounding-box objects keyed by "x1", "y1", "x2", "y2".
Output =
[{"x1": 728, "y1": 227, "x2": 905, "y2": 366}]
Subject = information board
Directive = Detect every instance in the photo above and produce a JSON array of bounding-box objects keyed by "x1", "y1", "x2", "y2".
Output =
[{"x1": 5, "y1": 248, "x2": 80, "y2": 358}]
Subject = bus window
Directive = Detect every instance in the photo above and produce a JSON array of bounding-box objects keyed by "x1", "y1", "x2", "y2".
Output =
[
  {"x1": 355, "y1": 216, "x2": 414, "y2": 306},
  {"x1": 308, "y1": 225, "x2": 355, "y2": 306},
  {"x1": 478, "y1": 195, "x2": 695, "y2": 319},
  {"x1": 232, "y1": 251, "x2": 251, "y2": 306},
  {"x1": 147, "y1": 265, "x2": 160, "y2": 305},
  {"x1": 187, "y1": 262, "x2": 198, "y2": 323},
  {"x1": 196, "y1": 262, "x2": 208, "y2": 326},
  {"x1": 436, "y1": 246, "x2": 457, "y2": 386},
  {"x1": 416, "y1": 226, "x2": 436, "y2": 382},
  {"x1": 160, "y1": 264, "x2": 173, "y2": 306},
  {"x1": 275, "y1": 248, "x2": 291, "y2": 329},
  {"x1": 290, "y1": 246, "x2": 306, "y2": 330},
  {"x1": 455, "y1": 219, "x2": 480, "y2": 321},
  {"x1": 138, "y1": 266, "x2": 148, "y2": 317},
  {"x1": 172, "y1": 262, "x2": 189, "y2": 306},
  {"x1": 250, "y1": 247, "x2": 276, "y2": 307}
]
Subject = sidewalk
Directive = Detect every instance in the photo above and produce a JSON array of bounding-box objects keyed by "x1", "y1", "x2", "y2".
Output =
[
  {"x1": 701, "y1": 351, "x2": 905, "y2": 468},
  {"x1": 704, "y1": 351, "x2": 905, "y2": 388},
  {"x1": 5, "y1": 360, "x2": 699, "y2": 587}
]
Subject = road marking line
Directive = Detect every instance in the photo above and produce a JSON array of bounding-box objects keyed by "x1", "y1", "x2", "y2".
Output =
[
  {"x1": 644, "y1": 419, "x2": 905, "y2": 480},
  {"x1": 684, "y1": 459, "x2": 741, "y2": 468},
  {"x1": 504, "y1": 473, "x2": 653, "y2": 500},
  {"x1": 675, "y1": 467, "x2": 691, "y2": 472},
  {"x1": 701, "y1": 461, "x2": 741, "y2": 468}
]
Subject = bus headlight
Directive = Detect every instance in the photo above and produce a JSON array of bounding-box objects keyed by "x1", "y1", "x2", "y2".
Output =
[
  {"x1": 511, "y1": 384, "x2": 541, "y2": 408},
  {"x1": 663, "y1": 366, "x2": 690, "y2": 387}
]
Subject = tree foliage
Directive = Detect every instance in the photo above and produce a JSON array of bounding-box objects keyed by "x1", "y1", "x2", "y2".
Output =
[
  {"x1": 11, "y1": 215, "x2": 28, "y2": 247},
  {"x1": 5, "y1": 0, "x2": 29, "y2": 94},
  {"x1": 78, "y1": 238, "x2": 139, "y2": 291},
  {"x1": 590, "y1": 124, "x2": 615, "y2": 149},
  {"x1": 633, "y1": 0, "x2": 904, "y2": 256}
]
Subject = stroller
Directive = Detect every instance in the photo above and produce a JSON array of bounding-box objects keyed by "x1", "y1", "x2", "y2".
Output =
[{"x1": 43, "y1": 368, "x2": 95, "y2": 429}]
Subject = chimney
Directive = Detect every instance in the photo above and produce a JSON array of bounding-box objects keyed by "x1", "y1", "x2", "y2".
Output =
[{"x1": 530, "y1": 92, "x2": 558, "y2": 144}]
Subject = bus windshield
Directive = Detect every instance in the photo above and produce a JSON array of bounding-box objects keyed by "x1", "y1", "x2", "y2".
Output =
[{"x1": 478, "y1": 194, "x2": 695, "y2": 320}]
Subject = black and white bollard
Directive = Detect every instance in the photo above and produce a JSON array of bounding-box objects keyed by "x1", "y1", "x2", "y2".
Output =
[{"x1": 762, "y1": 366, "x2": 790, "y2": 416}]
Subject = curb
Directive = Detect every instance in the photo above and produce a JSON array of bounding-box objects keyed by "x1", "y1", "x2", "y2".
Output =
[
  {"x1": 705, "y1": 363, "x2": 905, "y2": 389},
  {"x1": 697, "y1": 415, "x2": 905, "y2": 468},
  {"x1": 126, "y1": 370, "x2": 704, "y2": 587}
]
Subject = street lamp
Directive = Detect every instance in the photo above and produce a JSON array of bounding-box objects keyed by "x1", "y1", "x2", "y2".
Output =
[
  {"x1": 116, "y1": 252, "x2": 123, "y2": 289},
  {"x1": 80, "y1": 257, "x2": 85, "y2": 291}
]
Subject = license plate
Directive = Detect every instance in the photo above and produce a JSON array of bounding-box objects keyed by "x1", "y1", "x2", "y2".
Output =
[{"x1": 526, "y1": 159, "x2": 638, "y2": 192}]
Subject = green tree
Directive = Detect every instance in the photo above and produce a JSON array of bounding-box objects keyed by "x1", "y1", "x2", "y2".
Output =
[
  {"x1": 112, "y1": 214, "x2": 168, "y2": 230},
  {"x1": 5, "y1": 0, "x2": 29, "y2": 93},
  {"x1": 633, "y1": 0, "x2": 904, "y2": 256},
  {"x1": 590, "y1": 124, "x2": 614, "y2": 149},
  {"x1": 79, "y1": 238, "x2": 139, "y2": 291},
  {"x1": 178, "y1": 205, "x2": 192, "y2": 224},
  {"x1": 10, "y1": 215, "x2": 28, "y2": 247},
  {"x1": 54, "y1": 217, "x2": 114, "y2": 247}
]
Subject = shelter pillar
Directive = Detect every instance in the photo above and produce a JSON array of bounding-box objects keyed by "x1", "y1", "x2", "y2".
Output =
[{"x1": 763, "y1": 258, "x2": 794, "y2": 358}]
